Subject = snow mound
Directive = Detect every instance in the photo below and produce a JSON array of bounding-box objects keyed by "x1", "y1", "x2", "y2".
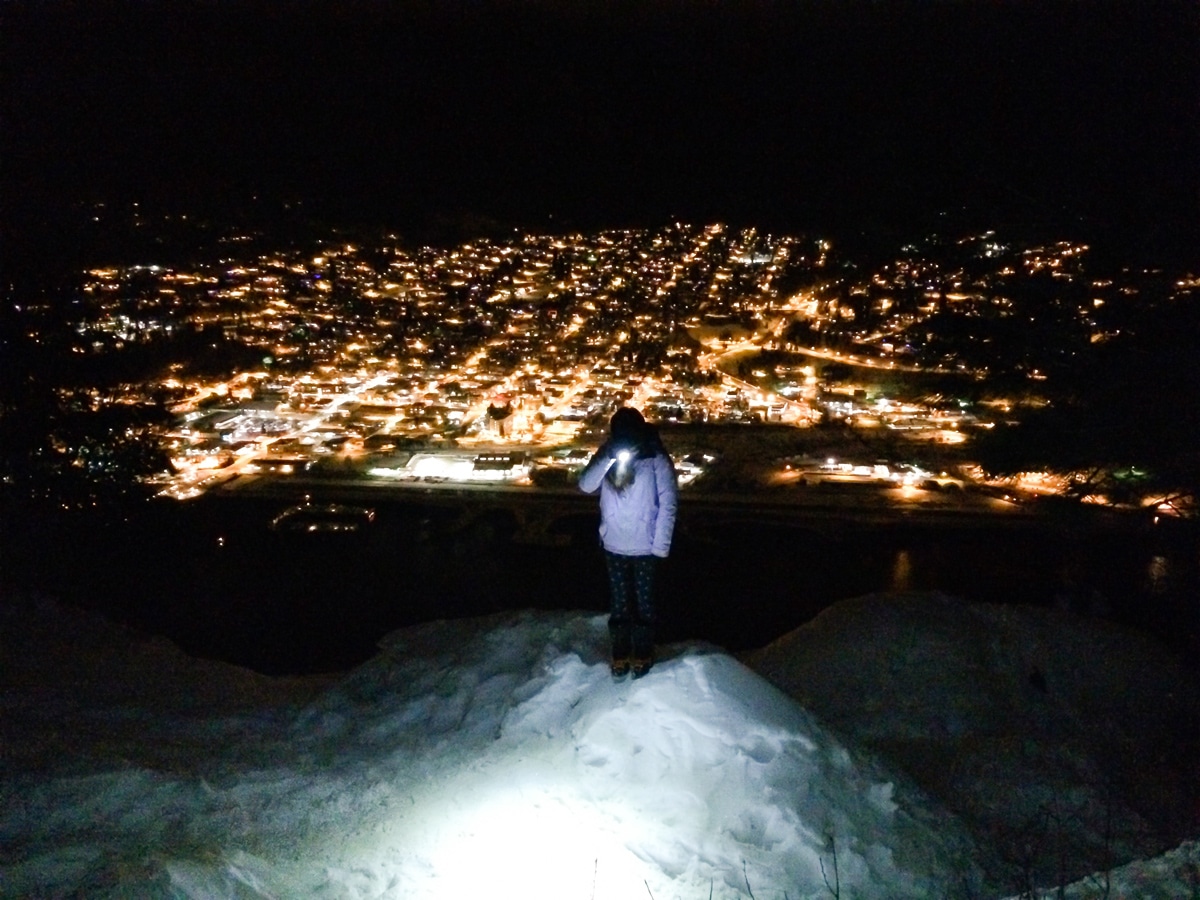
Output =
[
  {"x1": 1, "y1": 608, "x2": 991, "y2": 899},
  {"x1": 0, "y1": 593, "x2": 330, "y2": 776},
  {"x1": 745, "y1": 591, "x2": 1200, "y2": 890}
]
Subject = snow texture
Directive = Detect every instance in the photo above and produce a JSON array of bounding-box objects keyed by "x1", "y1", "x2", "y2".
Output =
[
  {"x1": 2, "y1": 592, "x2": 1197, "y2": 899},
  {"x1": 746, "y1": 591, "x2": 1200, "y2": 892}
]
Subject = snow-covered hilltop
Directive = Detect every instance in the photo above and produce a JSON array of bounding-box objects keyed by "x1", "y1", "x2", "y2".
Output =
[
  {"x1": 747, "y1": 592, "x2": 1200, "y2": 894},
  {"x1": 1, "y1": 594, "x2": 1197, "y2": 898}
]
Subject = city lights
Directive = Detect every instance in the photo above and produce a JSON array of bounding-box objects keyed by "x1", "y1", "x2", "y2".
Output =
[{"x1": 29, "y1": 221, "x2": 1190, "y2": 513}]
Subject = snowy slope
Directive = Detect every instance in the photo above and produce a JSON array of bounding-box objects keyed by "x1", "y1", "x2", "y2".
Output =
[
  {"x1": 1000, "y1": 839, "x2": 1200, "y2": 900},
  {"x1": 2, "y1": 593, "x2": 1197, "y2": 899},
  {"x1": 745, "y1": 591, "x2": 1200, "y2": 893},
  {"x1": 2, "y1": 600, "x2": 989, "y2": 899}
]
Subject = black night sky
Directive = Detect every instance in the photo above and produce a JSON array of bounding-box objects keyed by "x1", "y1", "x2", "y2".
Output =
[{"x1": 3, "y1": 0, "x2": 1197, "y2": 272}]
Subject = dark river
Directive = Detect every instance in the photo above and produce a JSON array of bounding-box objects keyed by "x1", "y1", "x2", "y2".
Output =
[{"x1": 4, "y1": 491, "x2": 1197, "y2": 676}]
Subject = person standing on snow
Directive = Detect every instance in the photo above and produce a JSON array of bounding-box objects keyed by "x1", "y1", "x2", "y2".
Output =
[{"x1": 578, "y1": 406, "x2": 678, "y2": 678}]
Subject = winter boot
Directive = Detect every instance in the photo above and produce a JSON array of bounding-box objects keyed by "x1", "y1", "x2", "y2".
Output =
[
  {"x1": 609, "y1": 618, "x2": 632, "y2": 678},
  {"x1": 631, "y1": 622, "x2": 655, "y2": 677}
]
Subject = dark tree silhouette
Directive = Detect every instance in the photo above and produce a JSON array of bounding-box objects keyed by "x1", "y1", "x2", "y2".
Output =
[{"x1": 973, "y1": 295, "x2": 1200, "y2": 514}]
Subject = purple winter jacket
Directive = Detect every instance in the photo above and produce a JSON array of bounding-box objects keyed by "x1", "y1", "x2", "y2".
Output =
[{"x1": 578, "y1": 445, "x2": 679, "y2": 557}]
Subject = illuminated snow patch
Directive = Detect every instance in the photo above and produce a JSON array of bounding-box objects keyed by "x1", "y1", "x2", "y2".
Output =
[{"x1": 2, "y1": 608, "x2": 992, "y2": 899}]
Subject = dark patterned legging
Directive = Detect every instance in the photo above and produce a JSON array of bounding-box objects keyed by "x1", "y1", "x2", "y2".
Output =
[{"x1": 604, "y1": 551, "x2": 657, "y2": 659}]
